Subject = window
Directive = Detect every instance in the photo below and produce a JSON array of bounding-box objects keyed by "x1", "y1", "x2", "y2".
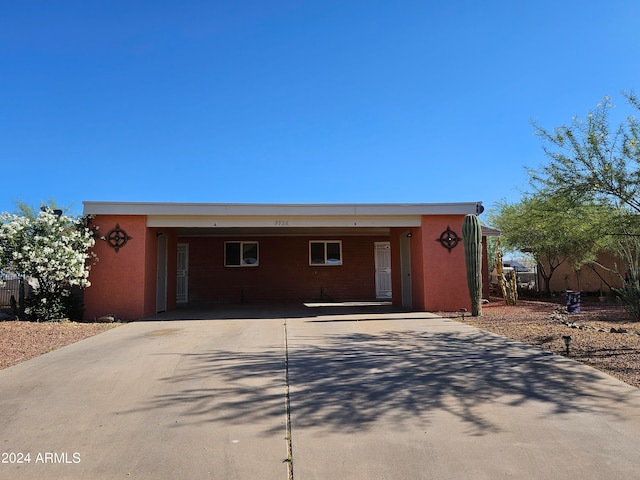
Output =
[
  {"x1": 225, "y1": 241, "x2": 259, "y2": 266},
  {"x1": 309, "y1": 241, "x2": 342, "y2": 265}
]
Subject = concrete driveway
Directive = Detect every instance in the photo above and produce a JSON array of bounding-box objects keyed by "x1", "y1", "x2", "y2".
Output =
[{"x1": 1, "y1": 305, "x2": 640, "y2": 479}]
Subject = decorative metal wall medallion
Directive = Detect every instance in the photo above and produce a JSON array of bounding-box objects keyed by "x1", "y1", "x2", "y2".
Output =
[
  {"x1": 104, "y1": 224, "x2": 132, "y2": 253},
  {"x1": 436, "y1": 226, "x2": 459, "y2": 251}
]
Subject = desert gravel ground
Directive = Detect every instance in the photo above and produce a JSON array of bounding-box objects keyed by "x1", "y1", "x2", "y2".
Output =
[
  {"x1": 1, "y1": 299, "x2": 639, "y2": 389},
  {"x1": 0, "y1": 320, "x2": 120, "y2": 370},
  {"x1": 444, "y1": 298, "x2": 640, "y2": 389}
]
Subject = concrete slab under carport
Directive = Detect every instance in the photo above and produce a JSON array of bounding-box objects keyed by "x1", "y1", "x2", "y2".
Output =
[
  {"x1": 0, "y1": 305, "x2": 639, "y2": 479},
  {"x1": 145, "y1": 301, "x2": 398, "y2": 321}
]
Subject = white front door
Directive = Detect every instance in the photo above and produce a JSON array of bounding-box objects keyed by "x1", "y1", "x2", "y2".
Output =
[
  {"x1": 374, "y1": 242, "x2": 392, "y2": 299},
  {"x1": 156, "y1": 234, "x2": 168, "y2": 313},
  {"x1": 176, "y1": 243, "x2": 189, "y2": 303}
]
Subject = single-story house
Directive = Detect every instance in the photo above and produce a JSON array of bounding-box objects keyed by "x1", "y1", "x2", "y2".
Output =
[{"x1": 82, "y1": 201, "x2": 490, "y2": 320}]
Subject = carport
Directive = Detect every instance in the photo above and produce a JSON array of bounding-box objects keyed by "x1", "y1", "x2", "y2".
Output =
[{"x1": 82, "y1": 202, "x2": 485, "y2": 321}]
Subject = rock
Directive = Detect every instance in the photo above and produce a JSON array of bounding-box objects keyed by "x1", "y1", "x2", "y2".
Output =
[{"x1": 610, "y1": 327, "x2": 628, "y2": 334}]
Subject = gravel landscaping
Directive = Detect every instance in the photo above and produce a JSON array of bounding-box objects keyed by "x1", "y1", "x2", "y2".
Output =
[
  {"x1": 0, "y1": 319, "x2": 120, "y2": 370},
  {"x1": 445, "y1": 298, "x2": 640, "y2": 389}
]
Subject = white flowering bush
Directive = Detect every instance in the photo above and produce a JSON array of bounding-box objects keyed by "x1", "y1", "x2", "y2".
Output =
[{"x1": 0, "y1": 209, "x2": 97, "y2": 321}]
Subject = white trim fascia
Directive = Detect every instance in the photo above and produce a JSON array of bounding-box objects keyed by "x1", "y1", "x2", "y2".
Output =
[{"x1": 83, "y1": 201, "x2": 483, "y2": 217}]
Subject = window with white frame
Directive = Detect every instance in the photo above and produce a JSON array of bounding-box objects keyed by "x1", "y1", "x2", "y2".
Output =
[
  {"x1": 225, "y1": 241, "x2": 259, "y2": 266},
  {"x1": 309, "y1": 241, "x2": 342, "y2": 265}
]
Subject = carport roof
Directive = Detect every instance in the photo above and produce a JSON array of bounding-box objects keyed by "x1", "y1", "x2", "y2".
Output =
[
  {"x1": 83, "y1": 201, "x2": 485, "y2": 233},
  {"x1": 83, "y1": 201, "x2": 484, "y2": 217}
]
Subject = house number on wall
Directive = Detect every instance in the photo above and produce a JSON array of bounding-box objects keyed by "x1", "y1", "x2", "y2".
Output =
[{"x1": 275, "y1": 220, "x2": 289, "y2": 226}]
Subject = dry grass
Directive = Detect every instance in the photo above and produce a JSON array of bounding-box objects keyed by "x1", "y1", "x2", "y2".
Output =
[{"x1": 441, "y1": 298, "x2": 640, "y2": 389}]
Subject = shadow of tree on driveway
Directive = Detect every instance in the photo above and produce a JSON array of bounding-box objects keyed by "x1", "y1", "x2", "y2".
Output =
[{"x1": 126, "y1": 325, "x2": 637, "y2": 437}]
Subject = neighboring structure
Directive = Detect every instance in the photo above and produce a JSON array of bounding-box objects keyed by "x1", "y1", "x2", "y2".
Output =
[
  {"x1": 541, "y1": 252, "x2": 623, "y2": 296},
  {"x1": 82, "y1": 202, "x2": 488, "y2": 320}
]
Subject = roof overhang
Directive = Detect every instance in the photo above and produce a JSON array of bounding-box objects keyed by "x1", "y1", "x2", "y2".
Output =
[
  {"x1": 83, "y1": 201, "x2": 484, "y2": 233},
  {"x1": 481, "y1": 226, "x2": 501, "y2": 237},
  {"x1": 83, "y1": 201, "x2": 484, "y2": 217}
]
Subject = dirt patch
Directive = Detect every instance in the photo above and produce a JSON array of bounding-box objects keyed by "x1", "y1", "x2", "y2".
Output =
[
  {"x1": 439, "y1": 298, "x2": 640, "y2": 389},
  {"x1": 0, "y1": 321, "x2": 120, "y2": 370}
]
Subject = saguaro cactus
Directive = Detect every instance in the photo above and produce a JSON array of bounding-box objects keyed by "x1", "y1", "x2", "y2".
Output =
[{"x1": 462, "y1": 214, "x2": 483, "y2": 316}]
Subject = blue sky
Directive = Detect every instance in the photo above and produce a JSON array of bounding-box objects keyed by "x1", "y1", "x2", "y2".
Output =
[{"x1": 1, "y1": 1, "x2": 639, "y2": 217}]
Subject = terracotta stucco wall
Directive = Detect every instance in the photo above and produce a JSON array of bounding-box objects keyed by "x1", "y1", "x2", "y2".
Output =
[
  {"x1": 84, "y1": 215, "x2": 152, "y2": 321},
  {"x1": 390, "y1": 217, "x2": 472, "y2": 312},
  {"x1": 420, "y1": 215, "x2": 471, "y2": 311},
  {"x1": 182, "y1": 235, "x2": 388, "y2": 303}
]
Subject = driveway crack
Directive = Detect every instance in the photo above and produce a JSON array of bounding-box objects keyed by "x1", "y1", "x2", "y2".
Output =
[{"x1": 284, "y1": 319, "x2": 294, "y2": 480}]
